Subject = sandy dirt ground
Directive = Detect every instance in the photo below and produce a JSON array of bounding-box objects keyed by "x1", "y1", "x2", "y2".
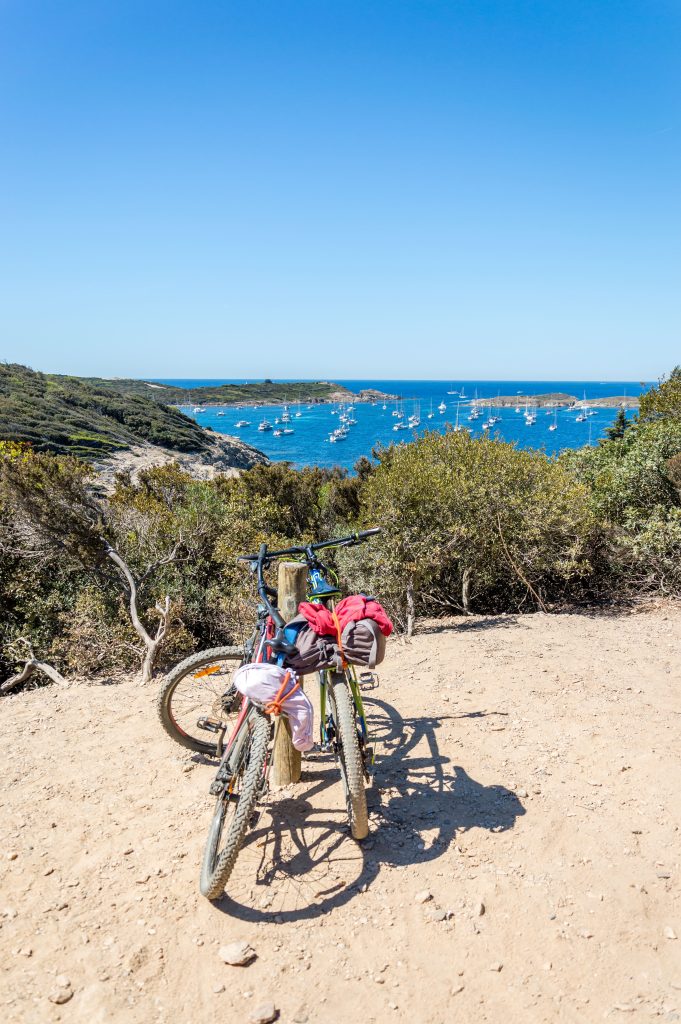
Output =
[{"x1": 2, "y1": 607, "x2": 681, "y2": 1024}]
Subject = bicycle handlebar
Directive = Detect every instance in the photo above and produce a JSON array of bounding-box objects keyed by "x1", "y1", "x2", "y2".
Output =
[
  {"x1": 237, "y1": 528, "x2": 381, "y2": 564},
  {"x1": 237, "y1": 529, "x2": 382, "y2": 647}
]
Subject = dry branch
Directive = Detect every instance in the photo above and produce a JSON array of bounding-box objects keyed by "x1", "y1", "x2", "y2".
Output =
[{"x1": 1, "y1": 658, "x2": 68, "y2": 694}]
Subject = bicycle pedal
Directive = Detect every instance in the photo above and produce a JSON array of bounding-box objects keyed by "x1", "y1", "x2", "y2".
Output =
[
  {"x1": 197, "y1": 716, "x2": 224, "y2": 734},
  {"x1": 359, "y1": 671, "x2": 378, "y2": 690}
]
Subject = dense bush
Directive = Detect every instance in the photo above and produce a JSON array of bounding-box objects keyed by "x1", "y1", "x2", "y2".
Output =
[
  {"x1": 338, "y1": 431, "x2": 595, "y2": 630},
  {"x1": 561, "y1": 416, "x2": 681, "y2": 597},
  {"x1": 638, "y1": 366, "x2": 681, "y2": 422},
  {"x1": 0, "y1": 452, "x2": 362, "y2": 679}
]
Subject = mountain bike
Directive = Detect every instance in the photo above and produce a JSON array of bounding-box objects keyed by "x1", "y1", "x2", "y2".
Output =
[{"x1": 156, "y1": 529, "x2": 380, "y2": 900}]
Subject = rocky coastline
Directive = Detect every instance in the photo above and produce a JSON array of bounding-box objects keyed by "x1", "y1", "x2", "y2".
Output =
[{"x1": 92, "y1": 433, "x2": 268, "y2": 489}]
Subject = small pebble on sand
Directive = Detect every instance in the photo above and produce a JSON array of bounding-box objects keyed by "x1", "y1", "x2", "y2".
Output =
[
  {"x1": 48, "y1": 987, "x2": 73, "y2": 1005},
  {"x1": 219, "y1": 941, "x2": 256, "y2": 966},
  {"x1": 249, "y1": 1002, "x2": 278, "y2": 1024}
]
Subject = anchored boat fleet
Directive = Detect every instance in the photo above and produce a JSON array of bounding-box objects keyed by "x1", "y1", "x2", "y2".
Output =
[{"x1": 185, "y1": 387, "x2": 610, "y2": 449}]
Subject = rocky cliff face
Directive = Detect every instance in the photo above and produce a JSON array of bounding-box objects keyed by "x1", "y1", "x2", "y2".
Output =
[{"x1": 92, "y1": 432, "x2": 268, "y2": 488}]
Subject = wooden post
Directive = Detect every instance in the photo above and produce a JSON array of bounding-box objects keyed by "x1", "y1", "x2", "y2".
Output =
[{"x1": 271, "y1": 561, "x2": 308, "y2": 786}]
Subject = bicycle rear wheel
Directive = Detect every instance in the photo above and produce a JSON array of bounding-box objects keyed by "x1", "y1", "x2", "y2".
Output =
[
  {"x1": 200, "y1": 707, "x2": 270, "y2": 900},
  {"x1": 156, "y1": 647, "x2": 244, "y2": 756},
  {"x1": 329, "y1": 672, "x2": 369, "y2": 840}
]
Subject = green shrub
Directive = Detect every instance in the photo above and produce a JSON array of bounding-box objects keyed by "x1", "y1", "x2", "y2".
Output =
[
  {"x1": 561, "y1": 413, "x2": 681, "y2": 598},
  {"x1": 340, "y1": 430, "x2": 595, "y2": 630},
  {"x1": 639, "y1": 366, "x2": 681, "y2": 422}
]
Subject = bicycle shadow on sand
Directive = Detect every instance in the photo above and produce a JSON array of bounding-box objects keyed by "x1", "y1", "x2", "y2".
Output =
[{"x1": 215, "y1": 695, "x2": 525, "y2": 923}]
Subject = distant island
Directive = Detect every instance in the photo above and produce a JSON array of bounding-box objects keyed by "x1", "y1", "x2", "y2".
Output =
[
  {"x1": 67, "y1": 376, "x2": 395, "y2": 407},
  {"x1": 473, "y1": 393, "x2": 639, "y2": 409}
]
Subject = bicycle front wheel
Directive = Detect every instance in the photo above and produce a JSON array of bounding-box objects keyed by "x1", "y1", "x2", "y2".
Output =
[
  {"x1": 330, "y1": 672, "x2": 369, "y2": 840},
  {"x1": 200, "y1": 707, "x2": 270, "y2": 900}
]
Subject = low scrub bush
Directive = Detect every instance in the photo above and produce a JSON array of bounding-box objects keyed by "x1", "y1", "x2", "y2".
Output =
[{"x1": 339, "y1": 431, "x2": 595, "y2": 630}]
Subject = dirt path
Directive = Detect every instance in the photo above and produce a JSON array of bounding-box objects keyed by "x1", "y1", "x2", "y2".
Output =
[{"x1": 2, "y1": 607, "x2": 680, "y2": 1023}]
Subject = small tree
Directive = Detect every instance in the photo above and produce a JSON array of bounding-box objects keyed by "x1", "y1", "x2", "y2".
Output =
[
  {"x1": 0, "y1": 450, "x2": 184, "y2": 682},
  {"x1": 604, "y1": 407, "x2": 630, "y2": 441}
]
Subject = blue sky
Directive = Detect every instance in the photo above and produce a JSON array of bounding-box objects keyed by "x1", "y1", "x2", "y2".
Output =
[{"x1": 0, "y1": 1, "x2": 679, "y2": 381}]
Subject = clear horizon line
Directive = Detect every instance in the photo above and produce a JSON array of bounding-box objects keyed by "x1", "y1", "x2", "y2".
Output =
[{"x1": 148, "y1": 376, "x2": 651, "y2": 384}]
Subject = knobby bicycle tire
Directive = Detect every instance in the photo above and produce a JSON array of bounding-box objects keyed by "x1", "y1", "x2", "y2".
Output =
[
  {"x1": 199, "y1": 707, "x2": 270, "y2": 900},
  {"x1": 156, "y1": 646, "x2": 244, "y2": 756},
  {"x1": 330, "y1": 672, "x2": 369, "y2": 840}
]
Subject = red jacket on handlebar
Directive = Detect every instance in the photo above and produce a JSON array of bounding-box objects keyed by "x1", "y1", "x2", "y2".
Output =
[{"x1": 297, "y1": 595, "x2": 394, "y2": 638}]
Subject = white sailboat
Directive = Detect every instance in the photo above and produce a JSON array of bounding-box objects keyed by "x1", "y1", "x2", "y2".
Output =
[
  {"x1": 453, "y1": 402, "x2": 464, "y2": 432},
  {"x1": 427, "y1": 399, "x2": 435, "y2": 419},
  {"x1": 549, "y1": 409, "x2": 558, "y2": 431},
  {"x1": 407, "y1": 401, "x2": 421, "y2": 428},
  {"x1": 438, "y1": 400, "x2": 447, "y2": 414},
  {"x1": 467, "y1": 390, "x2": 482, "y2": 420}
]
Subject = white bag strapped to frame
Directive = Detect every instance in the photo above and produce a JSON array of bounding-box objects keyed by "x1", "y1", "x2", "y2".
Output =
[{"x1": 233, "y1": 663, "x2": 314, "y2": 752}]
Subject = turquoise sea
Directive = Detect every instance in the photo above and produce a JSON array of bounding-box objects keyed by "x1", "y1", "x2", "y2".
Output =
[{"x1": 155, "y1": 379, "x2": 648, "y2": 471}]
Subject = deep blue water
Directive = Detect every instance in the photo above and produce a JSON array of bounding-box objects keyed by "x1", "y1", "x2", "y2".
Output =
[{"x1": 154, "y1": 379, "x2": 648, "y2": 470}]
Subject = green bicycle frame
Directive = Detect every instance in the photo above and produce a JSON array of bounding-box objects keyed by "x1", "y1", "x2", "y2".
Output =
[{"x1": 290, "y1": 556, "x2": 374, "y2": 766}]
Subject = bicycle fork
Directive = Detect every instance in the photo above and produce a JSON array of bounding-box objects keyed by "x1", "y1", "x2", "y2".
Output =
[{"x1": 319, "y1": 669, "x2": 374, "y2": 777}]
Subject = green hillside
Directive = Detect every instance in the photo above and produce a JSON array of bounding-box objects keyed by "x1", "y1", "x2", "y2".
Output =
[
  {"x1": 0, "y1": 364, "x2": 216, "y2": 458},
  {"x1": 70, "y1": 376, "x2": 349, "y2": 406}
]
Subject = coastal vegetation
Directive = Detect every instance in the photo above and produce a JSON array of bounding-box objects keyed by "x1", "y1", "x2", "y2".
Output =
[
  {"x1": 51, "y1": 374, "x2": 376, "y2": 407},
  {"x1": 1, "y1": 367, "x2": 679, "y2": 684},
  {"x1": 475, "y1": 393, "x2": 638, "y2": 408},
  {"x1": 0, "y1": 363, "x2": 230, "y2": 457}
]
